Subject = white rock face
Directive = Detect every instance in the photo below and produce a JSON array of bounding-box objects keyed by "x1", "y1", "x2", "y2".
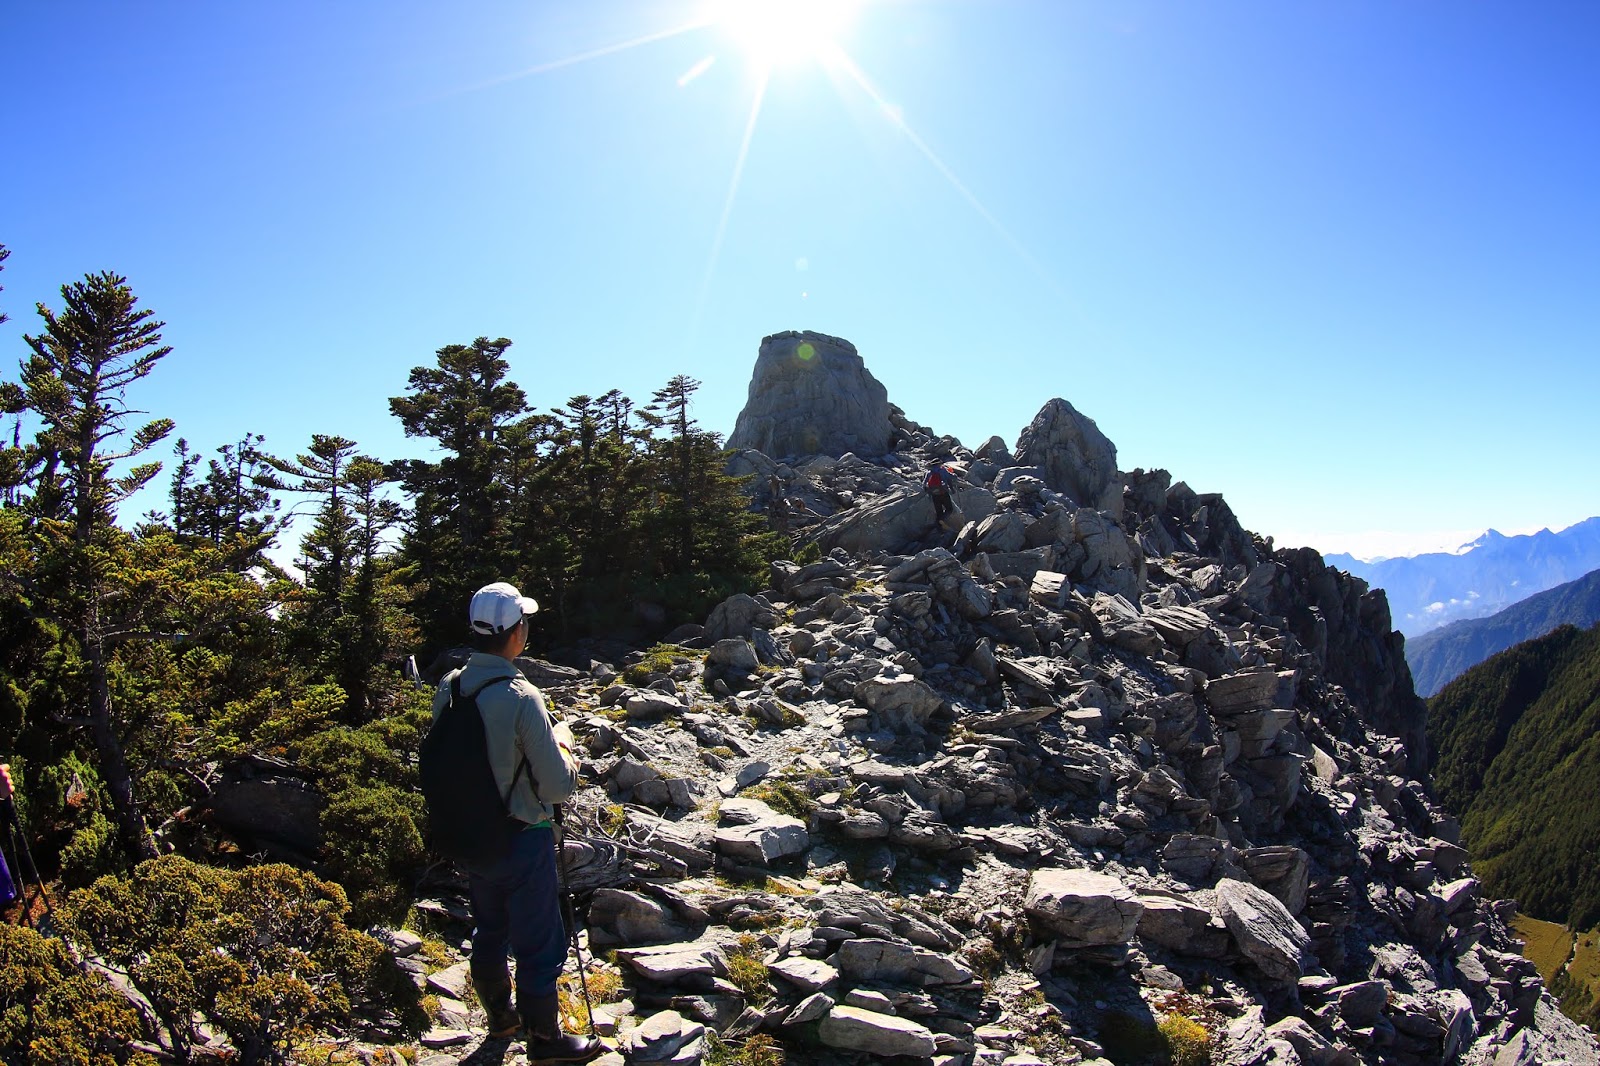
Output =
[{"x1": 728, "y1": 331, "x2": 894, "y2": 458}]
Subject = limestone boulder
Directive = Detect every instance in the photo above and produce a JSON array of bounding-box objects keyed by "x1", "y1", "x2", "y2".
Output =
[
  {"x1": 705, "y1": 638, "x2": 759, "y2": 676},
  {"x1": 1067, "y1": 508, "x2": 1143, "y2": 597},
  {"x1": 621, "y1": 1010, "x2": 706, "y2": 1064},
  {"x1": 818, "y1": 1006, "x2": 937, "y2": 1057},
  {"x1": 854, "y1": 675, "x2": 947, "y2": 729},
  {"x1": 728, "y1": 331, "x2": 893, "y2": 458},
  {"x1": 588, "y1": 889, "x2": 705, "y2": 948},
  {"x1": 769, "y1": 957, "x2": 838, "y2": 993},
  {"x1": 973, "y1": 511, "x2": 1028, "y2": 553},
  {"x1": 1241, "y1": 846, "x2": 1311, "y2": 916},
  {"x1": 809, "y1": 486, "x2": 936, "y2": 556},
  {"x1": 1136, "y1": 895, "x2": 1231, "y2": 958},
  {"x1": 703, "y1": 593, "x2": 777, "y2": 641},
  {"x1": 1206, "y1": 671, "x2": 1292, "y2": 715},
  {"x1": 1014, "y1": 398, "x2": 1122, "y2": 517},
  {"x1": 1024, "y1": 869, "x2": 1144, "y2": 946},
  {"x1": 618, "y1": 940, "x2": 726, "y2": 987},
  {"x1": 713, "y1": 811, "x2": 809, "y2": 865},
  {"x1": 833, "y1": 938, "x2": 972, "y2": 986}
]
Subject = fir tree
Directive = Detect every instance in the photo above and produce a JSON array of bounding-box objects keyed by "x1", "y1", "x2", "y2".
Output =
[
  {"x1": 273, "y1": 434, "x2": 360, "y2": 599},
  {"x1": 164, "y1": 433, "x2": 284, "y2": 564},
  {"x1": 11, "y1": 272, "x2": 176, "y2": 860},
  {"x1": 389, "y1": 337, "x2": 528, "y2": 650},
  {"x1": 639, "y1": 374, "x2": 785, "y2": 618}
]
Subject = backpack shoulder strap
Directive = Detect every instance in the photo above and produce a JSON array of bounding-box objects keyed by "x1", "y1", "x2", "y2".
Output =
[
  {"x1": 455, "y1": 673, "x2": 536, "y2": 811},
  {"x1": 463, "y1": 674, "x2": 514, "y2": 702}
]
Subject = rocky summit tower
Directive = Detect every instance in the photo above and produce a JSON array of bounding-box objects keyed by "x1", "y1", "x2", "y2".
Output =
[{"x1": 727, "y1": 331, "x2": 893, "y2": 459}]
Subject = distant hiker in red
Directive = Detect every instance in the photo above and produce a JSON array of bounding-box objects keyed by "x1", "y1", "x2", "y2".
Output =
[{"x1": 925, "y1": 462, "x2": 958, "y2": 524}]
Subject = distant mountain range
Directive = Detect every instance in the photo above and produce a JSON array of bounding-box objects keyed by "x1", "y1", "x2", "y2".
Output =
[
  {"x1": 1406, "y1": 567, "x2": 1600, "y2": 696},
  {"x1": 1428, "y1": 621, "x2": 1600, "y2": 930},
  {"x1": 1324, "y1": 517, "x2": 1600, "y2": 636}
]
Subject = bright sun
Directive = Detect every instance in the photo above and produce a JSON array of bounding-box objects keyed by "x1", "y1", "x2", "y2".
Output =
[{"x1": 708, "y1": 0, "x2": 860, "y2": 69}]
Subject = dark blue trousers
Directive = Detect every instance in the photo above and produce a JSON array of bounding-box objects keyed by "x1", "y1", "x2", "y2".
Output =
[{"x1": 466, "y1": 825, "x2": 567, "y2": 1005}]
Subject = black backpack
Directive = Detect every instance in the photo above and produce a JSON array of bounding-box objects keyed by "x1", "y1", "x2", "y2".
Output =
[{"x1": 418, "y1": 674, "x2": 532, "y2": 869}]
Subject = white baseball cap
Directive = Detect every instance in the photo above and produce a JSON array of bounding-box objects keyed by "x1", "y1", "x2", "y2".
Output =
[{"x1": 468, "y1": 581, "x2": 539, "y2": 635}]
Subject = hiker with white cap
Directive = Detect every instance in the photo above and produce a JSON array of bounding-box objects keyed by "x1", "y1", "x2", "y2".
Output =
[{"x1": 429, "y1": 581, "x2": 601, "y2": 1063}]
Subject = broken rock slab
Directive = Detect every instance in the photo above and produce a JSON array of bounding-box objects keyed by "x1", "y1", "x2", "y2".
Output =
[
  {"x1": 1216, "y1": 877, "x2": 1316, "y2": 985},
  {"x1": 622, "y1": 1009, "x2": 708, "y2": 1064},
  {"x1": 713, "y1": 804, "x2": 809, "y2": 865},
  {"x1": 618, "y1": 940, "x2": 726, "y2": 988},
  {"x1": 818, "y1": 1005, "x2": 939, "y2": 1058},
  {"x1": 1136, "y1": 894, "x2": 1231, "y2": 959},
  {"x1": 834, "y1": 937, "x2": 974, "y2": 987},
  {"x1": 588, "y1": 888, "x2": 706, "y2": 948},
  {"x1": 853, "y1": 675, "x2": 946, "y2": 729},
  {"x1": 1024, "y1": 869, "x2": 1144, "y2": 947}
]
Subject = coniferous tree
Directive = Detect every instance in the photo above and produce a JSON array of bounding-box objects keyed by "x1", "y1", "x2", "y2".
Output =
[
  {"x1": 639, "y1": 374, "x2": 785, "y2": 618},
  {"x1": 10, "y1": 272, "x2": 176, "y2": 860},
  {"x1": 276, "y1": 436, "x2": 413, "y2": 719},
  {"x1": 202, "y1": 432, "x2": 284, "y2": 553},
  {"x1": 644, "y1": 374, "x2": 701, "y2": 572},
  {"x1": 389, "y1": 337, "x2": 528, "y2": 651},
  {"x1": 0, "y1": 246, "x2": 21, "y2": 504},
  {"x1": 338, "y1": 455, "x2": 414, "y2": 717},
  {"x1": 161, "y1": 433, "x2": 284, "y2": 565},
  {"x1": 0, "y1": 245, "x2": 13, "y2": 493},
  {"x1": 162, "y1": 437, "x2": 205, "y2": 536},
  {"x1": 273, "y1": 434, "x2": 360, "y2": 598}
]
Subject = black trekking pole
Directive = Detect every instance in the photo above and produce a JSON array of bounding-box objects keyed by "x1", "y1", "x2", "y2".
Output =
[
  {"x1": 3, "y1": 797, "x2": 56, "y2": 934},
  {"x1": 552, "y1": 804, "x2": 596, "y2": 1037}
]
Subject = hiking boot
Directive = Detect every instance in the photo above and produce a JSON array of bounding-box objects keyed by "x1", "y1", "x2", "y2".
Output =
[
  {"x1": 521, "y1": 993, "x2": 603, "y2": 1065},
  {"x1": 472, "y1": 972, "x2": 521, "y2": 1039}
]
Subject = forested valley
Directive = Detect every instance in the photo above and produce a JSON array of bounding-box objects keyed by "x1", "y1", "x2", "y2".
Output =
[{"x1": 0, "y1": 246, "x2": 788, "y2": 1062}]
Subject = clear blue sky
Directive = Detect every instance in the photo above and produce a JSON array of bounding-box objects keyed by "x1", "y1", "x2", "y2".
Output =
[{"x1": 3, "y1": 1, "x2": 1596, "y2": 560}]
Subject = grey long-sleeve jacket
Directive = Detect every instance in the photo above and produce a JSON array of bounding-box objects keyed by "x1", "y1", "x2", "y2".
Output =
[{"x1": 431, "y1": 651, "x2": 580, "y2": 828}]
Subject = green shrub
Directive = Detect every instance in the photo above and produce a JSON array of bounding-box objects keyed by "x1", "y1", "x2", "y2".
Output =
[
  {"x1": 63, "y1": 855, "x2": 427, "y2": 1063},
  {"x1": 59, "y1": 809, "x2": 122, "y2": 888},
  {"x1": 0, "y1": 923, "x2": 157, "y2": 1065},
  {"x1": 623, "y1": 644, "x2": 697, "y2": 686},
  {"x1": 706, "y1": 1031, "x2": 784, "y2": 1066},
  {"x1": 318, "y1": 784, "x2": 427, "y2": 927},
  {"x1": 30, "y1": 753, "x2": 127, "y2": 887},
  {"x1": 744, "y1": 781, "x2": 814, "y2": 819},
  {"x1": 1160, "y1": 1012, "x2": 1213, "y2": 1066},
  {"x1": 299, "y1": 725, "x2": 409, "y2": 795},
  {"x1": 724, "y1": 935, "x2": 772, "y2": 1004}
]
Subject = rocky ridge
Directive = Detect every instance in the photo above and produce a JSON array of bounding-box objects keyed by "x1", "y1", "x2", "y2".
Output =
[{"x1": 386, "y1": 339, "x2": 1596, "y2": 1066}]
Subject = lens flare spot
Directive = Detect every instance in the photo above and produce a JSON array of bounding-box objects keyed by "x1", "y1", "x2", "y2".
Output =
[{"x1": 796, "y1": 341, "x2": 816, "y2": 362}]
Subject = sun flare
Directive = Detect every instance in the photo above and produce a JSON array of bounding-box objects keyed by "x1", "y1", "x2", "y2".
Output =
[{"x1": 708, "y1": 0, "x2": 860, "y2": 69}]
